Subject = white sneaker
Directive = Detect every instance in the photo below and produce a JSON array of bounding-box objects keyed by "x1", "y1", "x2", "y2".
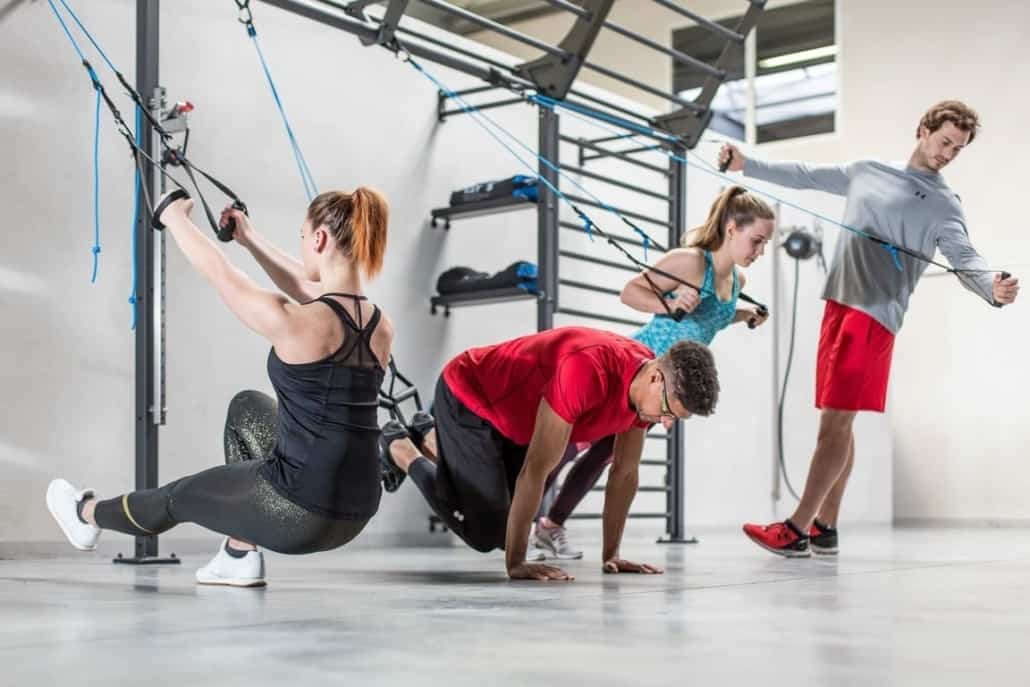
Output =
[
  {"x1": 195, "y1": 539, "x2": 266, "y2": 588},
  {"x1": 46, "y1": 478, "x2": 101, "y2": 551},
  {"x1": 533, "y1": 524, "x2": 583, "y2": 560},
  {"x1": 526, "y1": 542, "x2": 547, "y2": 562}
]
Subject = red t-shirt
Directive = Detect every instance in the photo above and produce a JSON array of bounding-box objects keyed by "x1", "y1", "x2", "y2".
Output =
[{"x1": 442, "y1": 327, "x2": 653, "y2": 445}]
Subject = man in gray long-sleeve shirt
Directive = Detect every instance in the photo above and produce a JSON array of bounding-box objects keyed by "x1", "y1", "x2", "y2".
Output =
[{"x1": 727, "y1": 101, "x2": 1020, "y2": 557}]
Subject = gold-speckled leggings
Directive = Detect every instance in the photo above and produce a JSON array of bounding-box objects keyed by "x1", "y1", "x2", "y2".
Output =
[{"x1": 92, "y1": 390, "x2": 368, "y2": 554}]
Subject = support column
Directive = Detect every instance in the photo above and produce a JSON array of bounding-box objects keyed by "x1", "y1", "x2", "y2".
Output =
[{"x1": 537, "y1": 107, "x2": 560, "y2": 332}]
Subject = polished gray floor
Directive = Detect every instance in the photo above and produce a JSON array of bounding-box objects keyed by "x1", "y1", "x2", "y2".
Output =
[{"x1": 2, "y1": 527, "x2": 1029, "y2": 685}]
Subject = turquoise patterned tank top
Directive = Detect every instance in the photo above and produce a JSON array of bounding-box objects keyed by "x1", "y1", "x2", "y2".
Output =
[{"x1": 631, "y1": 250, "x2": 739, "y2": 354}]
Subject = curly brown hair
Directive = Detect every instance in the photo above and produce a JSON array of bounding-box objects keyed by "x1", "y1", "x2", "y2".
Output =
[
  {"x1": 661, "y1": 341, "x2": 719, "y2": 417},
  {"x1": 917, "y1": 100, "x2": 981, "y2": 144}
]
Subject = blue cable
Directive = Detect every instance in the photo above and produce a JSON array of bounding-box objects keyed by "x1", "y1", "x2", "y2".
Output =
[
  {"x1": 246, "y1": 23, "x2": 318, "y2": 201},
  {"x1": 48, "y1": 0, "x2": 105, "y2": 283},
  {"x1": 46, "y1": 0, "x2": 85, "y2": 61},
  {"x1": 90, "y1": 85, "x2": 101, "y2": 283},
  {"x1": 129, "y1": 105, "x2": 142, "y2": 330},
  {"x1": 409, "y1": 60, "x2": 656, "y2": 258},
  {"x1": 56, "y1": 0, "x2": 117, "y2": 73}
]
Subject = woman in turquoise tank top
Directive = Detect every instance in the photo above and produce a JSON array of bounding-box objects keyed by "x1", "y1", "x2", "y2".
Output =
[{"x1": 530, "y1": 187, "x2": 777, "y2": 560}]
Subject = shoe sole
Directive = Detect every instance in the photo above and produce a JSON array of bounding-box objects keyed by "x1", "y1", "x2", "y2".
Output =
[
  {"x1": 811, "y1": 545, "x2": 838, "y2": 555},
  {"x1": 743, "y1": 531, "x2": 811, "y2": 558},
  {"x1": 46, "y1": 482, "x2": 96, "y2": 552},
  {"x1": 196, "y1": 578, "x2": 267, "y2": 588}
]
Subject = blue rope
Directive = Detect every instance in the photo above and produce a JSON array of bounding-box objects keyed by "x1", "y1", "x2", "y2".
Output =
[
  {"x1": 129, "y1": 105, "x2": 142, "y2": 329},
  {"x1": 408, "y1": 60, "x2": 656, "y2": 259},
  {"x1": 56, "y1": 0, "x2": 117, "y2": 73},
  {"x1": 49, "y1": 0, "x2": 105, "y2": 283},
  {"x1": 90, "y1": 83, "x2": 101, "y2": 283},
  {"x1": 46, "y1": 0, "x2": 85, "y2": 62},
  {"x1": 246, "y1": 23, "x2": 318, "y2": 201}
]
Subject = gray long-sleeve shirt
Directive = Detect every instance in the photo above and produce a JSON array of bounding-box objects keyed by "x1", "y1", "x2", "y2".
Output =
[{"x1": 744, "y1": 157, "x2": 994, "y2": 334}]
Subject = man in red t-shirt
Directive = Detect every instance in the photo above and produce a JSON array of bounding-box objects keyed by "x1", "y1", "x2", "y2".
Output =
[{"x1": 380, "y1": 326, "x2": 720, "y2": 581}]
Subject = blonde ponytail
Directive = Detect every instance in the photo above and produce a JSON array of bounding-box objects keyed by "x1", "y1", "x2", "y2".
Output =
[{"x1": 684, "y1": 186, "x2": 774, "y2": 250}]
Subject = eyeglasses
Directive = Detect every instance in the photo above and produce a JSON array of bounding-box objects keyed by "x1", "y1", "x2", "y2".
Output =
[
  {"x1": 658, "y1": 370, "x2": 673, "y2": 418},
  {"x1": 637, "y1": 370, "x2": 677, "y2": 424}
]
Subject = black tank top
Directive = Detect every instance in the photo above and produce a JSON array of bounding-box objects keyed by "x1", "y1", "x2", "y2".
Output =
[{"x1": 259, "y1": 294, "x2": 385, "y2": 520}]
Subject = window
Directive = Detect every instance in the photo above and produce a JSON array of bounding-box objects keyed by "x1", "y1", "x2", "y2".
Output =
[{"x1": 672, "y1": 0, "x2": 837, "y2": 144}]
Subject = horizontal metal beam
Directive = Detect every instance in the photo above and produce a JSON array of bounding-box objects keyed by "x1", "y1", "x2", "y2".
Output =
[
  {"x1": 259, "y1": 0, "x2": 531, "y2": 91},
  {"x1": 566, "y1": 89, "x2": 657, "y2": 128},
  {"x1": 569, "y1": 512, "x2": 671, "y2": 520},
  {"x1": 559, "y1": 163, "x2": 669, "y2": 201},
  {"x1": 563, "y1": 193, "x2": 671, "y2": 231},
  {"x1": 439, "y1": 96, "x2": 523, "y2": 120},
  {"x1": 602, "y1": 18, "x2": 724, "y2": 80},
  {"x1": 583, "y1": 60, "x2": 702, "y2": 111},
  {"x1": 416, "y1": 0, "x2": 570, "y2": 58},
  {"x1": 582, "y1": 142, "x2": 664, "y2": 163},
  {"x1": 537, "y1": 0, "x2": 591, "y2": 19},
  {"x1": 559, "y1": 220, "x2": 657, "y2": 251},
  {"x1": 443, "y1": 83, "x2": 507, "y2": 98},
  {"x1": 591, "y1": 485, "x2": 671, "y2": 493},
  {"x1": 556, "y1": 306, "x2": 646, "y2": 328},
  {"x1": 561, "y1": 135, "x2": 671, "y2": 175},
  {"x1": 651, "y1": 0, "x2": 746, "y2": 44},
  {"x1": 559, "y1": 249, "x2": 641, "y2": 274},
  {"x1": 558, "y1": 278, "x2": 622, "y2": 298}
]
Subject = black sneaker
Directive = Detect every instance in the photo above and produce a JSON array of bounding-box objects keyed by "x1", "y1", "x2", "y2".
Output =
[
  {"x1": 809, "y1": 519, "x2": 838, "y2": 555},
  {"x1": 378, "y1": 421, "x2": 410, "y2": 493},
  {"x1": 407, "y1": 411, "x2": 435, "y2": 451}
]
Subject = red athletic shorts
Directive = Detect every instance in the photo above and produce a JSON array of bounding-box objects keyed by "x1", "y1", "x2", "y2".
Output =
[{"x1": 815, "y1": 300, "x2": 896, "y2": 413}]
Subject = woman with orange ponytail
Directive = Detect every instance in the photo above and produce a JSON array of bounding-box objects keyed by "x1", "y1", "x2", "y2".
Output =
[{"x1": 46, "y1": 188, "x2": 394, "y2": 588}]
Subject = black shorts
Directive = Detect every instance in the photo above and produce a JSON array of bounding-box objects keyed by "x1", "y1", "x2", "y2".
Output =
[{"x1": 433, "y1": 377, "x2": 528, "y2": 551}]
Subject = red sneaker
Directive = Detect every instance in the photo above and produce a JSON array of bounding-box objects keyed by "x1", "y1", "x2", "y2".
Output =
[{"x1": 742, "y1": 520, "x2": 810, "y2": 558}]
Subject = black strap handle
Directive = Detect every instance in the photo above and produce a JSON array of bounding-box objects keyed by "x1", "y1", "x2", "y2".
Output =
[
  {"x1": 719, "y1": 148, "x2": 733, "y2": 173},
  {"x1": 151, "y1": 188, "x2": 191, "y2": 230}
]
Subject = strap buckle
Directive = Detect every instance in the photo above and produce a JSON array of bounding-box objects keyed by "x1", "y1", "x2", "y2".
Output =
[{"x1": 235, "y1": 0, "x2": 253, "y2": 26}]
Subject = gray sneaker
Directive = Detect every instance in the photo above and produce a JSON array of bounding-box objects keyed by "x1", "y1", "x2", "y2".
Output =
[{"x1": 533, "y1": 524, "x2": 583, "y2": 560}]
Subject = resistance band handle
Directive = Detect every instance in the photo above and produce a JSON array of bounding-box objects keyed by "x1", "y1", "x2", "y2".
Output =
[
  {"x1": 150, "y1": 188, "x2": 191, "y2": 230},
  {"x1": 671, "y1": 307, "x2": 687, "y2": 322},
  {"x1": 747, "y1": 304, "x2": 769, "y2": 330},
  {"x1": 217, "y1": 200, "x2": 249, "y2": 242},
  {"x1": 719, "y1": 149, "x2": 733, "y2": 174},
  {"x1": 991, "y1": 271, "x2": 1013, "y2": 308}
]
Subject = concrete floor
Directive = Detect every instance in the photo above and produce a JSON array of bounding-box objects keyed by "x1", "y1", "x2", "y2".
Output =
[{"x1": 2, "y1": 527, "x2": 1029, "y2": 686}]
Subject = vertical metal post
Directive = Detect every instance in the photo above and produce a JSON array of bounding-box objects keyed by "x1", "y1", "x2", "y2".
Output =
[
  {"x1": 658, "y1": 143, "x2": 696, "y2": 544},
  {"x1": 771, "y1": 204, "x2": 782, "y2": 505},
  {"x1": 117, "y1": 0, "x2": 177, "y2": 565},
  {"x1": 744, "y1": 26, "x2": 757, "y2": 145},
  {"x1": 537, "y1": 106, "x2": 559, "y2": 332}
]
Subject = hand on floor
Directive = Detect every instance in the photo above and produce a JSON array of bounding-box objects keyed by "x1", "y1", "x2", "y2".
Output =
[
  {"x1": 602, "y1": 558, "x2": 664, "y2": 574},
  {"x1": 507, "y1": 561, "x2": 574, "y2": 581}
]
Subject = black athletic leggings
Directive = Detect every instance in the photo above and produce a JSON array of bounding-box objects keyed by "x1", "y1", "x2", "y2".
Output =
[
  {"x1": 544, "y1": 436, "x2": 616, "y2": 526},
  {"x1": 93, "y1": 390, "x2": 368, "y2": 555}
]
